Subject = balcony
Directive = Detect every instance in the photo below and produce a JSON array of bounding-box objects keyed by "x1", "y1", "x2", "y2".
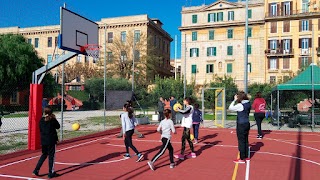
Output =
[
  {"x1": 300, "y1": 48, "x2": 311, "y2": 56},
  {"x1": 265, "y1": 49, "x2": 294, "y2": 57},
  {"x1": 265, "y1": 9, "x2": 320, "y2": 19}
]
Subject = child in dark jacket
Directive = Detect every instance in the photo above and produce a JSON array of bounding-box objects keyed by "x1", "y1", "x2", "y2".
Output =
[
  {"x1": 33, "y1": 107, "x2": 60, "y2": 179},
  {"x1": 192, "y1": 103, "x2": 202, "y2": 144}
]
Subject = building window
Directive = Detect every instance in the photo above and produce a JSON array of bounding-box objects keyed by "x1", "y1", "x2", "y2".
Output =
[
  {"x1": 301, "y1": 38, "x2": 310, "y2": 49},
  {"x1": 47, "y1": 55, "x2": 52, "y2": 64},
  {"x1": 217, "y1": 12, "x2": 223, "y2": 21},
  {"x1": 107, "y1": 52, "x2": 113, "y2": 61},
  {"x1": 134, "y1": 50, "x2": 140, "y2": 61},
  {"x1": 228, "y1": 11, "x2": 234, "y2": 21},
  {"x1": 248, "y1": 63, "x2": 252, "y2": 73},
  {"x1": 191, "y1": 65, "x2": 197, "y2": 74},
  {"x1": 269, "y1": 40, "x2": 278, "y2": 50},
  {"x1": 247, "y1": 45, "x2": 252, "y2": 55},
  {"x1": 283, "y1": 58, "x2": 290, "y2": 69},
  {"x1": 192, "y1": 31, "x2": 197, "y2": 41},
  {"x1": 121, "y1": 31, "x2": 126, "y2": 43},
  {"x1": 271, "y1": 22, "x2": 277, "y2": 33},
  {"x1": 207, "y1": 47, "x2": 217, "y2": 56},
  {"x1": 27, "y1": 38, "x2": 32, "y2": 44},
  {"x1": 208, "y1": 13, "x2": 216, "y2": 22},
  {"x1": 47, "y1": 37, "x2": 52, "y2": 47},
  {"x1": 134, "y1": 30, "x2": 140, "y2": 42},
  {"x1": 269, "y1": 58, "x2": 278, "y2": 70},
  {"x1": 248, "y1": 27, "x2": 252, "y2": 37},
  {"x1": 190, "y1": 48, "x2": 199, "y2": 57},
  {"x1": 76, "y1": 55, "x2": 81, "y2": 63},
  {"x1": 35, "y1": 38, "x2": 39, "y2": 48},
  {"x1": 11, "y1": 91, "x2": 18, "y2": 104},
  {"x1": 270, "y1": 3, "x2": 278, "y2": 16},
  {"x1": 301, "y1": 57, "x2": 310, "y2": 68},
  {"x1": 227, "y1": 29, "x2": 233, "y2": 39},
  {"x1": 108, "y1": 32, "x2": 113, "y2": 43},
  {"x1": 227, "y1": 63, "x2": 233, "y2": 73},
  {"x1": 270, "y1": 76, "x2": 276, "y2": 83},
  {"x1": 301, "y1": 20, "x2": 309, "y2": 31},
  {"x1": 227, "y1": 46, "x2": 233, "y2": 55},
  {"x1": 121, "y1": 51, "x2": 127, "y2": 62},
  {"x1": 302, "y1": 0, "x2": 309, "y2": 13},
  {"x1": 192, "y1": 14, "x2": 198, "y2": 23},
  {"x1": 283, "y1": 2, "x2": 291, "y2": 16},
  {"x1": 209, "y1": 30, "x2": 214, "y2": 40},
  {"x1": 283, "y1": 39, "x2": 291, "y2": 51},
  {"x1": 248, "y1": 9, "x2": 252, "y2": 18},
  {"x1": 283, "y1": 21, "x2": 290, "y2": 32},
  {"x1": 206, "y1": 64, "x2": 214, "y2": 73}
]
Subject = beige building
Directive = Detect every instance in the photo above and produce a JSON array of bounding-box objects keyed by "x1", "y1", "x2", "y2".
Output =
[
  {"x1": 265, "y1": 0, "x2": 320, "y2": 83},
  {"x1": 0, "y1": 14, "x2": 173, "y2": 85},
  {"x1": 179, "y1": 0, "x2": 266, "y2": 89},
  {"x1": 170, "y1": 58, "x2": 182, "y2": 78}
]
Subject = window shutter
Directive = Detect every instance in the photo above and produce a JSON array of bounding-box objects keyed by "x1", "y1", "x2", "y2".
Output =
[
  {"x1": 196, "y1": 48, "x2": 199, "y2": 57},
  {"x1": 319, "y1": 19, "x2": 320, "y2": 30},
  {"x1": 268, "y1": 40, "x2": 271, "y2": 49},
  {"x1": 277, "y1": 3, "x2": 280, "y2": 16},
  {"x1": 276, "y1": 59, "x2": 279, "y2": 69},
  {"x1": 281, "y1": 2, "x2": 284, "y2": 16},
  {"x1": 309, "y1": 20, "x2": 313, "y2": 31},
  {"x1": 299, "y1": 57, "x2": 302, "y2": 69},
  {"x1": 214, "y1": 47, "x2": 217, "y2": 56},
  {"x1": 299, "y1": 39, "x2": 302, "y2": 48},
  {"x1": 290, "y1": 39, "x2": 292, "y2": 49},
  {"x1": 278, "y1": 40, "x2": 282, "y2": 50},
  {"x1": 299, "y1": 21, "x2": 302, "y2": 32},
  {"x1": 221, "y1": 12, "x2": 223, "y2": 21},
  {"x1": 208, "y1": 14, "x2": 211, "y2": 22},
  {"x1": 206, "y1": 65, "x2": 209, "y2": 73},
  {"x1": 290, "y1": 2, "x2": 293, "y2": 15},
  {"x1": 190, "y1": 49, "x2": 192, "y2": 57},
  {"x1": 207, "y1": 48, "x2": 209, "y2": 56},
  {"x1": 309, "y1": 38, "x2": 312, "y2": 48},
  {"x1": 214, "y1": 13, "x2": 217, "y2": 22},
  {"x1": 318, "y1": 37, "x2": 320, "y2": 47},
  {"x1": 268, "y1": 59, "x2": 270, "y2": 69}
]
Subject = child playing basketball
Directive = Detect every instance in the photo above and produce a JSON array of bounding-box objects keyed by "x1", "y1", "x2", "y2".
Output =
[
  {"x1": 121, "y1": 104, "x2": 144, "y2": 162},
  {"x1": 33, "y1": 107, "x2": 60, "y2": 178},
  {"x1": 174, "y1": 97, "x2": 196, "y2": 160},
  {"x1": 147, "y1": 109, "x2": 176, "y2": 170},
  {"x1": 192, "y1": 103, "x2": 202, "y2": 144}
]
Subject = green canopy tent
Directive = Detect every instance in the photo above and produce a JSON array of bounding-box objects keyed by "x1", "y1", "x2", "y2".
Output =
[{"x1": 271, "y1": 64, "x2": 319, "y2": 128}]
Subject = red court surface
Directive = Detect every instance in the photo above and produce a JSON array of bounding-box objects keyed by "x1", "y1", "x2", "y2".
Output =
[{"x1": 0, "y1": 126, "x2": 320, "y2": 180}]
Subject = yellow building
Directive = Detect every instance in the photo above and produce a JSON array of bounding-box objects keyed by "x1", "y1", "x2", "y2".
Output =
[
  {"x1": 180, "y1": 0, "x2": 265, "y2": 89},
  {"x1": 265, "y1": 0, "x2": 320, "y2": 83},
  {"x1": 0, "y1": 14, "x2": 172, "y2": 85}
]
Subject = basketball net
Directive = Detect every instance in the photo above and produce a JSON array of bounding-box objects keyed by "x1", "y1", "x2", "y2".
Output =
[{"x1": 82, "y1": 44, "x2": 100, "y2": 59}]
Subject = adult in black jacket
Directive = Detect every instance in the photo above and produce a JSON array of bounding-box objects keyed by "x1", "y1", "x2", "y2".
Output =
[{"x1": 33, "y1": 107, "x2": 60, "y2": 178}]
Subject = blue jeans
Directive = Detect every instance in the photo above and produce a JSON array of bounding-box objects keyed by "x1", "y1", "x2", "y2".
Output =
[{"x1": 192, "y1": 123, "x2": 200, "y2": 140}]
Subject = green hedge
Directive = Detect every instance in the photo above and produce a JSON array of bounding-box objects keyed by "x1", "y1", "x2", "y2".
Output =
[{"x1": 67, "y1": 90, "x2": 89, "y2": 101}]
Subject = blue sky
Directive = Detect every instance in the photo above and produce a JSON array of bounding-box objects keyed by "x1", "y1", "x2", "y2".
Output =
[{"x1": 0, "y1": 0, "x2": 212, "y2": 59}]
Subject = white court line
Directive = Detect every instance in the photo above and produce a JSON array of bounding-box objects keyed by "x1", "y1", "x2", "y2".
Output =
[
  {"x1": 55, "y1": 158, "x2": 128, "y2": 166},
  {"x1": 245, "y1": 160, "x2": 250, "y2": 180},
  {"x1": 0, "y1": 174, "x2": 45, "y2": 180},
  {"x1": 263, "y1": 137, "x2": 320, "y2": 152},
  {"x1": 0, "y1": 133, "x2": 117, "y2": 169}
]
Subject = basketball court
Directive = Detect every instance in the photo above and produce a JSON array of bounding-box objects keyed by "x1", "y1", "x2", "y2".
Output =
[{"x1": 0, "y1": 125, "x2": 320, "y2": 179}]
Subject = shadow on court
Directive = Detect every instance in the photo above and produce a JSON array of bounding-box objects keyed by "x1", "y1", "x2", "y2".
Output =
[{"x1": 249, "y1": 142, "x2": 264, "y2": 158}]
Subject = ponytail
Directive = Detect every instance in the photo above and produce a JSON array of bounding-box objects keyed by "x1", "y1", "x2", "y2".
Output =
[
  {"x1": 44, "y1": 107, "x2": 55, "y2": 121},
  {"x1": 123, "y1": 104, "x2": 134, "y2": 119}
]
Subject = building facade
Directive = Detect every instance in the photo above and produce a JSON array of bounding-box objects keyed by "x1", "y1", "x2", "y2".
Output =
[
  {"x1": 180, "y1": 0, "x2": 265, "y2": 89},
  {"x1": 265, "y1": 0, "x2": 320, "y2": 83}
]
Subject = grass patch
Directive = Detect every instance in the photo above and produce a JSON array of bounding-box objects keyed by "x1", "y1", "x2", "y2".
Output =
[
  {"x1": 0, "y1": 141, "x2": 27, "y2": 155},
  {"x1": 85, "y1": 116, "x2": 122, "y2": 126},
  {"x1": 204, "y1": 114, "x2": 255, "y2": 121},
  {"x1": 4, "y1": 113, "x2": 29, "y2": 118}
]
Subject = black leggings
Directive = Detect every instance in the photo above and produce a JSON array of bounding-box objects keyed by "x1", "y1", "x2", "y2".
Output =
[
  {"x1": 124, "y1": 129, "x2": 139, "y2": 154},
  {"x1": 151, "y1": 137, "x2": 174, "y2": 163},
  {"x1": 35, "y1": 144, "x2": 56, "y2": 174},
  {"x1": 254, "y1": 113, "x2": 265, "y2": 136},
  {"x1": 181, "y1": 127, "x2": 194, "y2": 154},
  {"x1": 236, "y1": 123, "x2": 250, "y2": 160}
]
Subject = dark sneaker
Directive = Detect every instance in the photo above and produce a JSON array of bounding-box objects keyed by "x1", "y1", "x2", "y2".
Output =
[
  {"x1": 257, "y1": 135, "x2": 262, "y2": 139},
  {"x1": 138, "y1": 134, "x2": 144, "y2": 138},
  {"x1": 32, "y1": 170, "x2": 39, "y2": 176},
  {"x1": 136, "y1": 153, "x2": 144, "y2": 162},
  {"x1": 48, "y1": 172, "x2": 60, "y2": 179},
  {"x1": 123, "y1": 154, "x2": 131, "y2": 159},
  {"x1": 147, "y1": 161, "x2": 155, "y2": 171}
]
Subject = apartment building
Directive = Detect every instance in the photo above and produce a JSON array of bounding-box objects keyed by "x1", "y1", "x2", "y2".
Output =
[
  {"x1": 0, "y1": 14, "x2": 173, "y2": 86},
  {"x1": 180, "y1": 0, "x2": 265, "y2": 89},
  {"x1": 265, "y1": 0, "x2": 320, "y2": 83}
]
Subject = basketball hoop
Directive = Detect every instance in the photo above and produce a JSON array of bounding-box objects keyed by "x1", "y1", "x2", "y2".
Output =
[{"x1": 81, "y1": 44, "x2": 100, "y2": 59}]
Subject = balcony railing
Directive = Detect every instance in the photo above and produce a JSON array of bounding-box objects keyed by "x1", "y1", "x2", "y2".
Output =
[
  {"x1": 300, "y1": 48, "x2": 311, "y2": 56},
  {"x1": 266, "y1": 9, "x2": 320, "y2": 18},
  {"x1": 265, "y1": 49, "x2": 294, "y2": 57}
]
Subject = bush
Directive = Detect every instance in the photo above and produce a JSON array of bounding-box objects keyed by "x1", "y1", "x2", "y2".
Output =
[
  {"x1": 67, "y1": 90, "x2": 89, "y2": 101},
  {"x1": 82, "y1": 100, "x2": 101, "y2": 110}
]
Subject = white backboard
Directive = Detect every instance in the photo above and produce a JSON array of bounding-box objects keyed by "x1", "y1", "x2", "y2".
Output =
[{"x1": 58, "y1": 7, "x2": 99, "y2": 54}]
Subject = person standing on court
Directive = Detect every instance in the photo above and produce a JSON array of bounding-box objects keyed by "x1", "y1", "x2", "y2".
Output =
[
  {"x1": 169, "y1": 96, "x2": 177, "y2": 124},
  {"x1": 71, "y1": 98, "x2": 76, "y2": 111},
  {"x1": 228, "y1": 91, "x2": 251, "y2": 164},
  {"x1": 121, "y1": 104, "x2": 144, "y2": 162},
  {"x1": 33, "y1": 107, "x2": 60, "y2": 178},
  {"x1": 157, "y1": 97, "x2": 165, "y2": 122},
  {"x1": 147, "y1": 109, "x2": 176, "y2": 170},
  {"x1": 251, "y1": 92, "x2": 266, "y2": 139}
]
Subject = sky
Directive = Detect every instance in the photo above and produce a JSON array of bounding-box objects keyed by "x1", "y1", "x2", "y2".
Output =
[{"x1": 0, "y1": 0, "x2": 212, "y2": 59}]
